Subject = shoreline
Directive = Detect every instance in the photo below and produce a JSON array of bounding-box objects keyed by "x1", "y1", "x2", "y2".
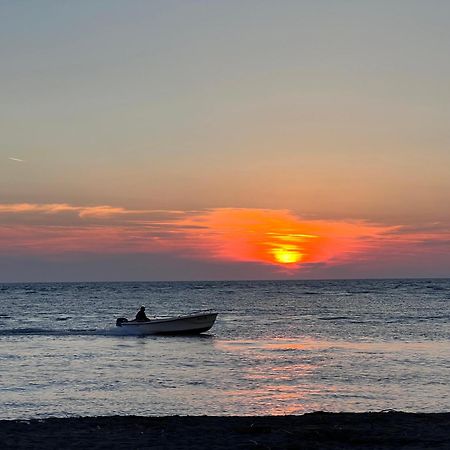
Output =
[{"x1": 1, "y1": 412, "x2": 449, "y2": 449}]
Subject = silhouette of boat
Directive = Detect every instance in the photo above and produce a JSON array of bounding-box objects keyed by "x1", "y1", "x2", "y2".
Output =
[{"x1": 116, "y1": 311, "x2": 218, "y2": 335}]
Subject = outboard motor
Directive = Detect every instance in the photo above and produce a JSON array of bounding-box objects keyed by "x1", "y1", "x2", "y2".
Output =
[{"x1": 116, "y1": 317, "x2": 129, "y2": 327}]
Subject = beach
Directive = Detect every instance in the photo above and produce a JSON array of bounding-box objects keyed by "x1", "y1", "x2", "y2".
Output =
[{"x1": 1, "y1": 412, "x2": 449, "y2": 449}]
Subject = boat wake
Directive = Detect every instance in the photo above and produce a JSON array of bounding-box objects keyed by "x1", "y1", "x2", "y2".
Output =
[
  {"x1": 0, "y1": 326, "x2": 212, "y2": 338},
  {"x1": 0, "y1": 327, "x2": 125, "y2": 337}
]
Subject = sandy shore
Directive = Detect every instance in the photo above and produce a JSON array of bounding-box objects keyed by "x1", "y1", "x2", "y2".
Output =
[{"x1": 0, "y1": 412, "x2": 449, "y2": 449}]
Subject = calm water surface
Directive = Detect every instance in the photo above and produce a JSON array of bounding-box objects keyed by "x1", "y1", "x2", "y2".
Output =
[{"x1": 0, "y1": 279, "x2": 449, "y2": 419}]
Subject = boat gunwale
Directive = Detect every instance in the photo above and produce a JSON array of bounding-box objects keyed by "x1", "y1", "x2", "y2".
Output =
[{"x1": 119, "y1": 312, "x2": 218, "y2": 326}]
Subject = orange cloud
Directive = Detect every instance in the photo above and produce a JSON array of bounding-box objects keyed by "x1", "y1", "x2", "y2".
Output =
[
  {"x1": 172, "y1": 208, "x2": 396, "y2": 268},
  {"x1": 1, "y1": 203, "x2": 448, "y2": 272}
]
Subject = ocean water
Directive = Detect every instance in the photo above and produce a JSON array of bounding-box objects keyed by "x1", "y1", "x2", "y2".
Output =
[{"x1": 0, "y1": 279, "x2": 449, "y2": 419}]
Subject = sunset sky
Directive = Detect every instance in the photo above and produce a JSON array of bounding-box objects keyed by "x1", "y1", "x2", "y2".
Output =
[{"x1": 1, "y1": 1, "x2": 449, "y2": 281}]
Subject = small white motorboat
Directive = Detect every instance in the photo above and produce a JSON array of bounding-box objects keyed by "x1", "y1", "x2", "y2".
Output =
[{"x1": 115, "y1": 311, "x2": 218, "y2": 335}]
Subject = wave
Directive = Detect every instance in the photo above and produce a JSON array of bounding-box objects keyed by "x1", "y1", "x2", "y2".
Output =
[
  {"x1": 317, "y1": 314, "x2": 450, "y2": 324},
  {"x1": 318, "y1": 316, "x2": 352, "y2": 321}
]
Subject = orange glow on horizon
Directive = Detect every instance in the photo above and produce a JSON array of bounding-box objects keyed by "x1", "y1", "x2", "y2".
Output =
[
  {"x1": 1, "y1": 202, "x2": 446, "y2": 272},
  {"x1": 174, "y1": 208, "x2": 395, "y2": 268}
]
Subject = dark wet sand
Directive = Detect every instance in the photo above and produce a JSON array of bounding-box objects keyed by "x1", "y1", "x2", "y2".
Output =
[{"x1": 1, "y1": 412, "x2": 449, "y2": 449}]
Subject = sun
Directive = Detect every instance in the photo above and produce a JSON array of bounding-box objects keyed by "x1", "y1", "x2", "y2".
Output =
[{"x1": 272, "y1": 246, "x2": 302, "y2": 265}]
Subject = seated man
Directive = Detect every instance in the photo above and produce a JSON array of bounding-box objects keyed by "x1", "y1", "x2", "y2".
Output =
[{"x1": 135, "y1": 306, "x2": 150, "y2": 321}]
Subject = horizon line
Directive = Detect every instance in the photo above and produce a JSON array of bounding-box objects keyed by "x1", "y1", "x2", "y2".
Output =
[{"x1": 1, "y1": 276, "x2": 449, "y2": 284}]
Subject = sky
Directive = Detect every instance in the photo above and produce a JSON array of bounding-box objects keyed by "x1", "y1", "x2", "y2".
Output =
[{"x1": 1, "y1": 1, "x2": 449, "y2": 281}]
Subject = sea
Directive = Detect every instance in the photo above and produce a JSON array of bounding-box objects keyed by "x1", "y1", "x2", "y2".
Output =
[{"x1": 0, "y1": 279, "x2": 449, "y2": 420}]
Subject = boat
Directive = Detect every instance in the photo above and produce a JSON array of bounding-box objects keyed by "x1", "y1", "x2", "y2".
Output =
[{"x1": 115, "y1": 311, "x2": 218, "y2": 335}]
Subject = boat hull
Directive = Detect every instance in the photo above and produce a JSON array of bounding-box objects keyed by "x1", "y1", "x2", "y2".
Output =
[{"x1": 116, "y1": 312, "x2": 218, "y2": 336}]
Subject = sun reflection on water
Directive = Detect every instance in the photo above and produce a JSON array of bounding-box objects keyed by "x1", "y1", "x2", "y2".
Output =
[
  {"x1": 214, "y1": 338, "x2": 339, "y2": 415},
  {"x1": 213, "y1": 337, "x2": 450, "y2": 415}
]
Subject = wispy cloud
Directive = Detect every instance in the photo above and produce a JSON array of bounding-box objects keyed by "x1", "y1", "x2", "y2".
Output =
[
  {"x1": 8, "y1": 157, "x2": 24, "y2": 162},
  {"x1": 0, "y1": 203, "x2": 182, "y2": 219}
]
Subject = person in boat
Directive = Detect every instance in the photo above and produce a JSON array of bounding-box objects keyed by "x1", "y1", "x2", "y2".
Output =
[{"x1": 135, "y1": 306, "x2": 150, "y2": 322}]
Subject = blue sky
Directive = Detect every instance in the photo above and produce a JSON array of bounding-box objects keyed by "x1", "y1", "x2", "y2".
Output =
[{"x1": 1, "y1": 1, "x2": 450, "y2": 281}]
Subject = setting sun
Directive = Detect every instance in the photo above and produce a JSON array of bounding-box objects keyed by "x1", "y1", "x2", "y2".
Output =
[{"x1": 272, "y1": 246, "x2": 302, "y2": 265}]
